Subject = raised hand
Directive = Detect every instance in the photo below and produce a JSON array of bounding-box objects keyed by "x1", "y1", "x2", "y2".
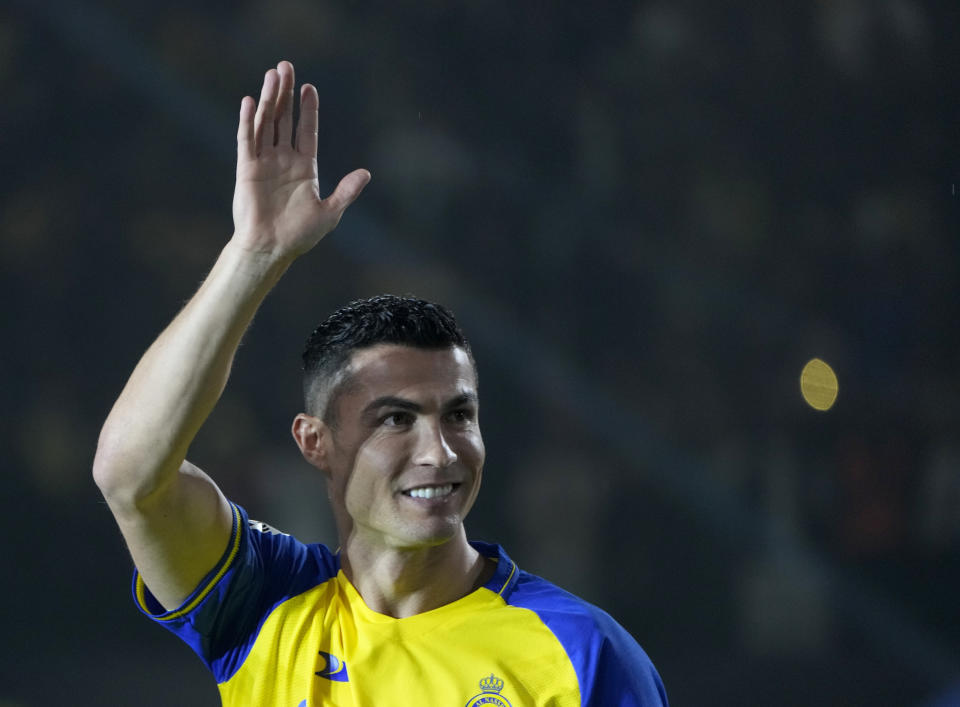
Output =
[{"x1": 232, "y1": 61, "x2": 370, "y2": 261}]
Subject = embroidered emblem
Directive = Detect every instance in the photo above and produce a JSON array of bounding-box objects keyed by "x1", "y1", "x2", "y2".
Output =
[
  {"x1": 464, "y1": 673, "x2": 512, "y2": 707},
  {"x1": 316, "y1": 650, "x2": 349, "y2": 682}
]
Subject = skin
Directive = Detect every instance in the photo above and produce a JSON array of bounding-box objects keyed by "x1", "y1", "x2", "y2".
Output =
[
  {"x1": 94, "y1": 60, "x2": 491, "y2": 619},
  {"x1": 93, "y1": 61, "x2": 370, "y2": 611},
  {"x1": 293, "y1": 343, "x2": 493, "y2": 617}
]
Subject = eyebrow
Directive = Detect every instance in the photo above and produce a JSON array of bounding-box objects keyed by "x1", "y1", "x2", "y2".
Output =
[{"x1": 362, "y1": 392, "x2": 479, "y2": 416}]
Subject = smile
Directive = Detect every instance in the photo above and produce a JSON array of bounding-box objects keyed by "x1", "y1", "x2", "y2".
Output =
[{"x1": 402, "y1": 483, "x2": 459, "y2": 499}]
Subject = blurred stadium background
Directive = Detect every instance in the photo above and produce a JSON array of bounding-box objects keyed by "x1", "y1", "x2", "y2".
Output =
[{"x1": 2, "y1": 1, "x2": 959, "y2": 704}]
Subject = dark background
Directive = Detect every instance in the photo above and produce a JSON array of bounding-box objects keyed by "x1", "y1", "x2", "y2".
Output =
[{"x1": 2, "y1": 1, "x2": 959, "y2": 705}]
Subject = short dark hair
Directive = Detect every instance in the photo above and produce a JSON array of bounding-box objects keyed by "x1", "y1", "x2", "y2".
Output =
[{"x1": 302, "y1": 294, "x2": 474, "y2": 421}]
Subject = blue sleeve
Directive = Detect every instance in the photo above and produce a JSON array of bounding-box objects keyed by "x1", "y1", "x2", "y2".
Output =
[
  {"x1": 508, "y1": 572, "x2": 668, "y2": 706},
  {"x1": 131, "y1": 502, "x2": 338, "y2": 683},
  {"x1": 580, "y1": 604, "x2": 669, "y2": 707}
]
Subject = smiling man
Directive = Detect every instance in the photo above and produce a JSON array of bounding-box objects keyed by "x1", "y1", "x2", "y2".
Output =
[{"x1": 94, "y1": 61, "x2": 667, "y2": 706}]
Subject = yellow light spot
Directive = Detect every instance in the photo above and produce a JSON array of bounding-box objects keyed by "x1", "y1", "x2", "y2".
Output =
[{"x1": 800, "y1": 358, "x2": 839, "y2": 411}]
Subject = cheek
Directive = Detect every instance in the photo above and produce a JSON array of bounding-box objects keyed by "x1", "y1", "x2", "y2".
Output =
[
  {"x1": 459, "y1": 434, "x2": 485, "y2": 513},
  {"x1": 343, "y1": 438, "x2": 407, "y2": 505},
  {"x1": 462, "y1": 431, "x2": 485, "y2": 467},
  {"x1": 359, "y1": 434, "x2": 410, "y2": 470}
]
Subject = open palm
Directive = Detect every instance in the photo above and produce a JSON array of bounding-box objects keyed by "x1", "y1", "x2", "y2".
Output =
[{"x1": 232, "y1": 61, "x2": 370, "y2": 260}]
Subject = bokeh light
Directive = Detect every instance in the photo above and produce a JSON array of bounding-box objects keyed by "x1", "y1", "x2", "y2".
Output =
[{"x1": 800, "y1": 358, "x2": 839, "y2": 411}]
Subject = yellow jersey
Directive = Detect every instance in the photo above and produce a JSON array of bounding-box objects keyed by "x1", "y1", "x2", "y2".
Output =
[{"x1": 134, "y1": 503, "x2": 667, "y2": 706}]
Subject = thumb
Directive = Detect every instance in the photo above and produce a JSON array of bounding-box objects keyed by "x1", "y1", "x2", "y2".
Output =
[{"x1": 325, "y1": 169, "x2": 371, "y2": 215}]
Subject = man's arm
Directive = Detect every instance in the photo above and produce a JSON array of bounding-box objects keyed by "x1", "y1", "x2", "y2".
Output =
[{"x1": 93, "y1": 61, "x2": 370, "y2": 611}]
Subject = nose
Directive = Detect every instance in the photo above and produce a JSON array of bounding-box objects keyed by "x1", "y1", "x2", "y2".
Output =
[{"x1": 413, "y1": 418, "x2": 458, "y2": 468}]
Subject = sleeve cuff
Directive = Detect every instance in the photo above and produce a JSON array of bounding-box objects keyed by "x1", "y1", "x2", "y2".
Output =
[{"x1": 132, "y1": 502, "x2": 244, "y2": 622}]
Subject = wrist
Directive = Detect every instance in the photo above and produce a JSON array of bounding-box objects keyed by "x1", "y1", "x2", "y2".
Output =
[{"x1": 222, "y1": 235, "x2": 297, "y2": 283}]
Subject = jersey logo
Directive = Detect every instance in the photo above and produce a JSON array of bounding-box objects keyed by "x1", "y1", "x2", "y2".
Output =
[
  {"x1": 249, "y1": 519, "x2": 288, "y2": 535},
  {"x1": 315, "y1": 650, "x2": 349, "y2": 682},
  {"x1": 465, "y1": 673, "x2": 512, "y2": 707}
]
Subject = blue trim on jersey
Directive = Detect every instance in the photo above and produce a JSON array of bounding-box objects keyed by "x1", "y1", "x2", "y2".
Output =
[
  {"x1": 471, "y1": 540, "x2": 519, "y2": 595},
  {"x1": 133, "y1": 504, "x2": 341, "y2": 683},
  {"x1": 504, "y1": 568, "x2": 668, "y2": 706},
  {"x1": 134, "y1": 503, "x2": 243, "y2": 619},
  {"x1": 133, "y1": 514, "x2": 666, "y2": 704}
]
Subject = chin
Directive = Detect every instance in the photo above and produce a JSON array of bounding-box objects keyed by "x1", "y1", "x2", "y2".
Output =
[{"x1": 393, "y1": 522, "x2": 462, "y2": 549}]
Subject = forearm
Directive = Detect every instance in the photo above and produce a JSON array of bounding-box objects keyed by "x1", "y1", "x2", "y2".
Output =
[{"x1": 94, "y1": 238, "x2": 292, "y2": 505}]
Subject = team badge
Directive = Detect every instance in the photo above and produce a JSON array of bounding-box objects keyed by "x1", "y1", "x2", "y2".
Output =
[{"x1": 464, "y1": 673, "x2": 512, "y2": 707}]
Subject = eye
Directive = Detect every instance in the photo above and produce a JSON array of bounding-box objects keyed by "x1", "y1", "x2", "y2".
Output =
[
  {"x1": 446, "y1": 408, "x2": 475, "y2": 424},
  {"x1": 382, "y1": 411, "x2": 415, "y2": 427}
]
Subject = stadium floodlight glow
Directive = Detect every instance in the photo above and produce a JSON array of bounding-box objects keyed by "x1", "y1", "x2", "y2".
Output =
[{"x1": 800, "y1": 358, "x2": 839, "y2": 412}]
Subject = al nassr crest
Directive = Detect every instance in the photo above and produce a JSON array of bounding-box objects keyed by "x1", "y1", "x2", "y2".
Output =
[{"x1": 464, "y1": 673, "x2": 512, "y2": 707}]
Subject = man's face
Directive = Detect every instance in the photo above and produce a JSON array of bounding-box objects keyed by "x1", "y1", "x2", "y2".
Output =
[{"x1": 321, "y1": 344, "x2": 485, "y2": 551}]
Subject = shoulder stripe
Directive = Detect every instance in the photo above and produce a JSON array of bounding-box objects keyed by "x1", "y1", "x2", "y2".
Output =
[
  {"x1": 496, "y1": 560, "x2": 517, "y2": 596},
  {"x1": 134, "y1": 502, "x2": 244, "y2": 621}
]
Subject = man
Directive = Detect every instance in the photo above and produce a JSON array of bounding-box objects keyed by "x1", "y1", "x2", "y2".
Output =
[{"x1": 94, "y1": 60, "x2": 668, "y2": 706}]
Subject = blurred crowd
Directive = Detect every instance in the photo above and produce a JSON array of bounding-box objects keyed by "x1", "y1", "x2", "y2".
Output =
[{"x1": 1, "y1": 1, "x2": 958, "y2": 705}]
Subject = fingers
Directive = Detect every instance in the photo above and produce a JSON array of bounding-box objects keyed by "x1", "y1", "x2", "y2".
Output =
[
  {"x1": 325, "y1": 169, "x2": 372, "y2": 216},
  {"x1": 253, "y1": 68, "x2": 280, "y2": 156},
  {"x1": 274, "y1": 61, "x2": 296, "y2": 147},
  {"x1": 237, "y1": 96, "x2": 256, "y2": 162},
  {"x1": 296, "y1": 84, "x2": 319, "y2": 157}
]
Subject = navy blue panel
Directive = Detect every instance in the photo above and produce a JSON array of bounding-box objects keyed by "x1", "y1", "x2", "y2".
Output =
[
  {"x1": 505, "y1": 568, "x2": 668, "y2": 706},
  {"x1": 470, "y1": 540, "x2": 519, "y2": 595},
  {"x1": 133, "y1": 503, "x2": 340, "y2": 683}
]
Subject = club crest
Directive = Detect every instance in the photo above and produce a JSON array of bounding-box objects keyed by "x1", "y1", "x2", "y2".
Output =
[{"x1": 464, "y1": 673, "x2": 512, "y2": 707}]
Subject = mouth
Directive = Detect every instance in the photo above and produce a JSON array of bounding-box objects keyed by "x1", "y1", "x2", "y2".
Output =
[{"x1": 400, "y1": 482, "x2": 462, "y2": 500}]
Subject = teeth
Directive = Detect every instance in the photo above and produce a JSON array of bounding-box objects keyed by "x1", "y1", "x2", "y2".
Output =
[{"x1": 405, "y1": 484, "x2": 454, "y2": 499}]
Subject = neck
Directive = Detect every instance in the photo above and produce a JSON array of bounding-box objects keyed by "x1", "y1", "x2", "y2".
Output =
[{"x1": 340, "y1": 527, "x2": 493, "y2": 618}]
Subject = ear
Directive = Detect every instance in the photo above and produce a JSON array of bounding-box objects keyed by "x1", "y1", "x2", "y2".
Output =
[{"x1": 292, "y1": 413, "x2": 330, "y2": 472}]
